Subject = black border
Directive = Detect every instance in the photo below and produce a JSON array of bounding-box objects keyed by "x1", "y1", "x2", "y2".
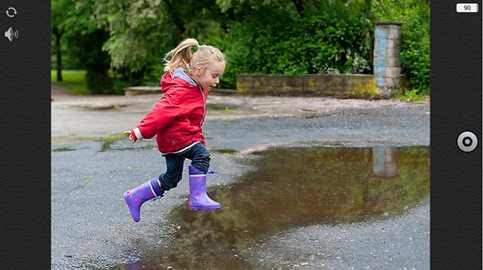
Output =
[
  {"x1": 431, "y1": 1, "x2": 482, "y2": 269},
  {"x1": 0, "y1": 1, "x2": 51, "y2": 269}
]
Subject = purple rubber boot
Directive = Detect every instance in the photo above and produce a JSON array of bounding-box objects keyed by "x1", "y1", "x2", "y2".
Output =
[
  {"x1": 123, "y1": 178, "x2": 164, "y2": 222},
  {"x1": 188, "y1": 165, "x2": 221, "y2": 211}
]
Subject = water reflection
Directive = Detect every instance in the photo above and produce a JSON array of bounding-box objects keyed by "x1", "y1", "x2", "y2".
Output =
[
  {"x1": 113, "y1": 146, "x2": 429, "y2": 270},
  {"x1": 115, "y1": 261, "x2": 143, "y2": 270},
  {"x1": 371, "y1": 146, "x2": 400, "y2": 178}
]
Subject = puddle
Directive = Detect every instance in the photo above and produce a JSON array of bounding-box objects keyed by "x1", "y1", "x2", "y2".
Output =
[
  {"x1": 111, "y1": 146, "x2": 429, "y2": 269},
  {"x1": 100, "y1": 138, "x2": 124, "y2": 152},
  {"x1": 100, "y1": 144, "x2": 154, "y2": 152},
  {"x1": 52, "y1": 147, "x2": 76, "y2": 152},
  {"x1": 95, "y1": 134, "x2": 154, "y2": 152}
]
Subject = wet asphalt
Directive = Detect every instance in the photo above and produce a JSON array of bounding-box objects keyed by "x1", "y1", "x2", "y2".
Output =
[{"x1": 52, "y1": 98, "x2": 430, "y2": 270}]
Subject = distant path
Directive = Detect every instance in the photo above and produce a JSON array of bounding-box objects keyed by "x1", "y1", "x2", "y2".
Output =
[
  {"x1": 51, "y1": 90, "x2": 429, "y2": 145},
  {"x1": 51, "y1": 83, "x2": 76, "y2": 100}
]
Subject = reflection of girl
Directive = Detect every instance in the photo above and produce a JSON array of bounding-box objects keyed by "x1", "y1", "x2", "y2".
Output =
[{"x1": 123, "y1": 38, "x2": 225, "y2": 222}]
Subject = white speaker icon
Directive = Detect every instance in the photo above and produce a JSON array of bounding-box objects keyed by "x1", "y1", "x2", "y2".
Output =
[{"x1": 4, "y1": 27, "x2": 19, "y2": 42}]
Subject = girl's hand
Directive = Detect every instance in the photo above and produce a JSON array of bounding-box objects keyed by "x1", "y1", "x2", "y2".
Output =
[{"x1": 124, "y1": 129, "x2": 138, "y2": 142}]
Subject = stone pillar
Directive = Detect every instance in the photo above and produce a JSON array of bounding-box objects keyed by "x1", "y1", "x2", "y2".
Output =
[
  {"x1": 373, "y1": 22, "x2": 402, "y2": 98},
  {"x1": 372, "y1": 146, "x2": 400, "y2": 178}
]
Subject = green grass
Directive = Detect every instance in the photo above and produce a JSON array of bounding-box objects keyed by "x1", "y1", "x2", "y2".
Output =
[
  {"x1": 51, "y1": 70, "x2": 89, "y2": 95},
  {"x1": 396, "y1": 89, "x2": 429, "y2": 102},
  {"x1": 94, "y1": 133, "x2": 127, "y2": 152}
]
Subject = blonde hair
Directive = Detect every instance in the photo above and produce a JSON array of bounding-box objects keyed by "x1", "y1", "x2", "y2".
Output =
[{"x1": 163, "y1": 38, "x2": 225, "y2": 73}]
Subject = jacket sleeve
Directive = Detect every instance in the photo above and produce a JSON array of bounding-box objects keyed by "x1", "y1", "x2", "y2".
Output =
[{"x1": 136, "y1": 93, "x2": 183, "y2": 139}]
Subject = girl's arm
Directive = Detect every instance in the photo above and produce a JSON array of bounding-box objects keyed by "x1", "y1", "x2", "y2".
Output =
[
  {"x1": 125, "y1": 90, "x2": 186, "y2": 142},
  {"x1": 134, "y1": 96, "x2": 183, "y2": 139}
]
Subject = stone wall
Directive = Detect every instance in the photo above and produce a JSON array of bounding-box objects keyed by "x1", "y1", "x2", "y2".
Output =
[
  {"x1": 237, "y1": 74, "x2": 380, "y2": 98},
  {"x1": 125, "y1": 86, "x2": 160, "y2": 96}
]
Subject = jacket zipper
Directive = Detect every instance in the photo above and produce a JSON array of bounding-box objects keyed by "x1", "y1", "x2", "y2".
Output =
[{"x1": 198, "y1": 86, "x2": 206, "y2": 127}]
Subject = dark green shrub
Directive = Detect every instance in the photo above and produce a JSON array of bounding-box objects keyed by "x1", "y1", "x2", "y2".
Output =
[
  {"x1": 207, "y1": 3, "x2": 373, "y2": 89},
  {"x1": 86, "y1": 70, "x2": 113, "y2": 94},
  {"x1": 66, "y1": 29, "x2": 118, "y2": 94},
  {"x1": 112, "y1": 79, "x2": 129, "y2": 95}
]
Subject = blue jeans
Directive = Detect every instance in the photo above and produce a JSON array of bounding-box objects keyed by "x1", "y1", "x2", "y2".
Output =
[{"x1": 158, "y1": 142, "x2": 210, "y2": 191}]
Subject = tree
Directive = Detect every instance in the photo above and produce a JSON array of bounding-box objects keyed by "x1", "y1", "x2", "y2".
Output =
[
  {"x1": 88, "y1": 0, "x2": 229, "y2": 83},
  {"x1": 89, "y1": 0, "x2": 175, "y2": 82},
  {"x1": 51, "y1": 0, "x2": 74, "y2": 82},
  {"x1": 58, "y1": 0, "x2": 114, "y2": 93}
]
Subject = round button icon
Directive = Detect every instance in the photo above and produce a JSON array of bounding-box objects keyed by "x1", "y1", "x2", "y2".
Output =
[
  {"x1": 6, "y1": 7, "x2": 17, "y2": 18},
  {"x1": 457, "y1": 131, "x2": 478, "y2": 152}
]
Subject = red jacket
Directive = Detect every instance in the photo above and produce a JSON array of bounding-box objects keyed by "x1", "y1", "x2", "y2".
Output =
[{"x1": 136, "y1": 69, "x2": 208, "y2": 153}]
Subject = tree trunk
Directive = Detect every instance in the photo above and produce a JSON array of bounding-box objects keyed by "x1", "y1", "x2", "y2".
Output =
[
  {"x1": 53, "y1": 27, "x2": 63, "y2": 82},
  {"x1": 164, "y1": 0, "x2": 185, "y2": 35},
  {"x1": 292, "y1": 0, "x2": 304, "y2": 17},
  {"x1": 366, "y1": 0, "x2": 375, "y2": 72}
]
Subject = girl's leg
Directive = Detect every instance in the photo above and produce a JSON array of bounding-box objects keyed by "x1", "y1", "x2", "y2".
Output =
[
  {"x1": 183, "y1": 143, "x2": 221, "y2": 211},
  {"x1": 183, "y1": 142, "x2": 210, "y2": 173},
  {"x1": 123, "y1": 155, "x2": 184, "y2": 222},
  {"x1": 158, "y1": 154, "x2": 185, "y2": 191},
  {"x1": 123, "y1": 176, "x2": 163, "y2": 222}
]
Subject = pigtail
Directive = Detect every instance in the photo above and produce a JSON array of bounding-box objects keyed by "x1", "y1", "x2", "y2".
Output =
[{"x1": 163, "y1": 38, "x2": 199, "y2": 73}]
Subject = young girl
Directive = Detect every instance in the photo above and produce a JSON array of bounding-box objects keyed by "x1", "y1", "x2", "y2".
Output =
[{"x1": 123, "y1": 38, "x2": 225, "y2": 222}]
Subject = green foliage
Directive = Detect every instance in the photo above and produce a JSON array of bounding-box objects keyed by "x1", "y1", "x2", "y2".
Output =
[
  {"x1": 51, "y1": 70, "x2": 126, "y2": 95},
  {"x1": 85, "y1": 70, "x2": 113, "y2": 95},
  {"x1": 372, "y1": 0, "x2": 430, "y2": 94},
  {"x1": 397, "y1": 88, "x2": 428, "y2": 102},
  {"x1": 70, "y1": 29, "x2": 113, "y2": 94},
  {"x1": 112, "y1": 80, "x2": 130, "y2": 95},
  {"x1": 50, "y1": 38, "x2": 81, "y2": 70},
  {"x1": 52, "y1": 0, "x2": 429, "y2": 95},
  {"x1": 88, "y1": 0, "x2": 230, "y2": 86},
  {"x1": 52, "y1": 0, "x2": 119, "y2": 94},
  {"x1": 207, "y1": 2, "x2": 373, "y2": 88},
  {"x1": 52, "y1": 0, "x2": 100, "y2": 62},
  {"x1": 204, "y1": 23, "x2": 252, "y2": 88}
]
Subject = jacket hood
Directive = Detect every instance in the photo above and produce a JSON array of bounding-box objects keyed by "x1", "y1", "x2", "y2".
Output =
[{"x1": 160, "y1": 68, "x2": 199, "y2": 93}]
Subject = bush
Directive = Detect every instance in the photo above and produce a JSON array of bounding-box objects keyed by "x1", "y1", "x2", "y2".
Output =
[
  {"x1": 111, "y1": 79, "x2": 129, "y2": 95},
  {"x1": 86, "y1": 70, "x2": 114, "y2": 94},
  {"x1": 206, "y1": 1, "x2": 429, "y2": 93},
  {"x1": 205, "y1": 23, "x2": 252, "y2": 88},
  {"x1": 207, "y1": 3, "x2": 373, "y2": 89}
]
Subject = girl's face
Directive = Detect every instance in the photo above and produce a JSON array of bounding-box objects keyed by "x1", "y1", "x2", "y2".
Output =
[{"x1": 191, "y1": 61, "x2": 225, "y2": 91}]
